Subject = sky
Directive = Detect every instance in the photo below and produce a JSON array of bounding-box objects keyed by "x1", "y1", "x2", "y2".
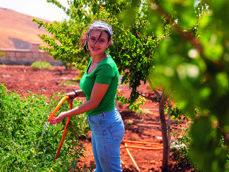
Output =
[{"x1": 0, "y1": 0, "x2": 69, "y2": 21}]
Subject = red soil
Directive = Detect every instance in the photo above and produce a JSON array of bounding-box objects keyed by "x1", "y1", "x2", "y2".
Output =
[{"x1": 0, "y1": 65, "x2": 194, "y2": 172}]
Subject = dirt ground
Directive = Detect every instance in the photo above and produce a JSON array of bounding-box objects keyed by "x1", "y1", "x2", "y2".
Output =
[{"x1": 0, "y1": 65, "x2": 194, "y2": 172}]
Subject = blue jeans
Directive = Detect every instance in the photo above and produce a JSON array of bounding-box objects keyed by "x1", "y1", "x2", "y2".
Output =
[{"x1": 87, "y1": 109, "x2": 125, "y2": 172}]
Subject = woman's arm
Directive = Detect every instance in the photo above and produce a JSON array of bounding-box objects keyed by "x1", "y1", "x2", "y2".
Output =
[
  {"x1": 74, "y1": 89, "x2": 86, "y2": 97},
  {"x1": 50, "y1": 83, "x2": 109, "y2": 124}
]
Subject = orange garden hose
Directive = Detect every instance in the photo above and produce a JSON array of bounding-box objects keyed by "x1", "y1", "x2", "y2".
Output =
[
  {"x1": 121, "y1": 140, "x2": 163, "y2": 150},
  {"x1": 121, "y1": 140, "x2": 164, "y2": 171},
  {"x1": 121, "y1": 145, "x2": 163, "y2": 150},
  {"x1": 124, "y1": 143, "x2": 141, "y2": 172},
  {"x1": 122, "y1": 140, "x2": 163, "y2": 146},
  {"x1": 47, "y1": 95, "x2": 72, "y2": 162}
]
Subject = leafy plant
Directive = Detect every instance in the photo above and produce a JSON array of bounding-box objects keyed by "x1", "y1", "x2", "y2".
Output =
[
  {"x1": 59, "y1": 80, "x2": 78, "y2": 87},
  {"x1": 126, "y1": 120, "x2": 134, "y2": 125},
  {"x1": 0, "y1": 84, "x2": 90, "y2": 171},
  {"x1": 31, "y1": 61, "x2": 52, "y2": 69},
  {"x1": 170, "y1": 129, "x2": 196, "y2": 171},
  {"x1": 0, "y1": 47, "x2": 4, "y2": 57}
]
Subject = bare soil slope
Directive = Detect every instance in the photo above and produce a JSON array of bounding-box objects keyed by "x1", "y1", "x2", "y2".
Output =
[{"x1": 0, "y1": 8, "x2": 51, "y2": 49}]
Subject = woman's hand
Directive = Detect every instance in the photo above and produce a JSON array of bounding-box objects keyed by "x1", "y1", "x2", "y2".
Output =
[
  {"x1": 50, "y1": 112, "x2": 66, "y2": 124},
  {"x1": 67, "y1": 91, "x2": 78, "y2": 98},
  {"x1": 66, "y1": 91, "x2": 78, "y2": 104}
]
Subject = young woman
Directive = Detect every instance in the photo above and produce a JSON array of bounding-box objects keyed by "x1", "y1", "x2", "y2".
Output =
[{"x1": 50, "y1": 21, "x2": 125, "y2": 172}]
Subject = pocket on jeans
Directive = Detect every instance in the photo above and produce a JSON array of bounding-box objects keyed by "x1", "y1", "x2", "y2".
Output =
[
  {"x1": 109, "y1": 121, "x2": 125, "y2": 141},
  {"x1": 88, "y1": 115, "x2": 101, "y2": 125}
]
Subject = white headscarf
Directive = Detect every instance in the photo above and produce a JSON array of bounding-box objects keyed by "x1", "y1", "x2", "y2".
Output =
[{"x1": 88, "y1": 21, "x2": 113, "y2": 37}]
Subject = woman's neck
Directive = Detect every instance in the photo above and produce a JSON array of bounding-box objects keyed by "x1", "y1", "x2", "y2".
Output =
[{"x1": 91, "y1": 53, "x2": 107, "y2": 64}]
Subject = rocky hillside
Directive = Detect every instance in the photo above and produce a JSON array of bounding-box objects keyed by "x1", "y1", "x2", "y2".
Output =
[{"x1": 0, "y1": 8, "x2": 51, "y2": 49}]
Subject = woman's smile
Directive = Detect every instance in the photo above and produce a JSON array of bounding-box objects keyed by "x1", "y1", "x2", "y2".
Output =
[{"x1": 91, "y1": 47, "x2": 100, "y2": 51}]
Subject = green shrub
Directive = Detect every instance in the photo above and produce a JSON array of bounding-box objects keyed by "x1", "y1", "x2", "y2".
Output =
[
  {"x1": 31, "y1": 61, "x2": 52, "y2": 69},
  {"x1": 0, "y1": 84, "x2": 90, "y2": 171},
  {"x1": 171, "y1": 128, "x2": 194, "y2": 169}
]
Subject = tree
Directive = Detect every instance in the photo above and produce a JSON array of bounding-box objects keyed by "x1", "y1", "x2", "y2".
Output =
[{"x1": 33, "y1": 0, "x2": 162, "y2": 103}]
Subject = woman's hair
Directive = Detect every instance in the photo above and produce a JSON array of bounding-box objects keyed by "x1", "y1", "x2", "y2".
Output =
[{"x1": 80, "y1": 21, "x2": 113, "y2": 53}]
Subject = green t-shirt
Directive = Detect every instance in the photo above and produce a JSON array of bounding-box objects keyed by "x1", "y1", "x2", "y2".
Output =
[{"x1": 79, "y1": 55, "x2": 119, "y2": 116}]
